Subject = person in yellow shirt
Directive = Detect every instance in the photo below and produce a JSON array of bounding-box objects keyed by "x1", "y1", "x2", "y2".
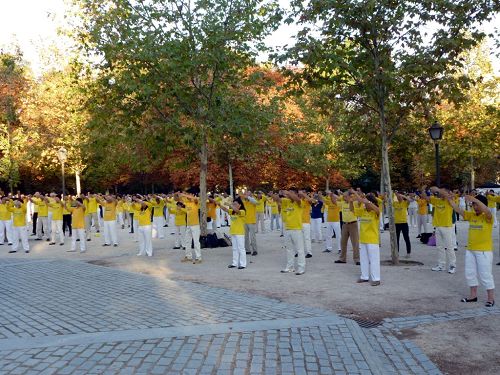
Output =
[
  {"x1": 97, "y1": 195, "x2": 118, "y2": 247},
  {"x1": 48, "y1": 197, "x2": 65, "y2": 245},
  {"x1": 170, "y1": 196, "x2": 187, "y2": 249},
  {"x1": 8, "y1": 199, "x2": 29, "y2": 253},
  {"x1": 0, "y1": 197, "x2": 13, "y2": 245},
  {"x1": 218, "y1": 197, "x2": 247, "y2": 269},
  {"x1": 416, "y1": 193, "x2": 429, "y2": 237},
  {"x1": 351, "y1": 191, "x2": 381, "y2": 286},
  {"x1": 66, "y1": 198, "x2": 87, "y2": 253},
  {"x1": 116, "y1": 197, "x2": 125, "y2": 229},
  {"x1": 133, "y1": 198, "x2": 153, "y2": 256},
  {"x1": 300, "y1": 191, "x2": 314, "y2": 258},
  {"x1": 393, "y1": 192, "x2": 411, "y2": 258},
  {"x1": 86, "y1": 193, "x2": 100, "y2": 233},
  {"x1": 448, "y1": 194, "x2": 495, "y2": 307},
  {"x1": 336, "y1": 191, "x2": 360, "y2": 265},
  {"x1": 422, "y1": 186, "x2": 456, "y2": 273},
  {"x1": 255, "y1": 192, "x2": 267, "y2": 233},
  {"x1": 206, "y1": 195, "x2": 217, "y2": 231},
  {"x1": 180, "y1": 193, "x2": 202, "y2": 263},
  {"x1": 31, "y1": 193, "x2": 49, "y2": 241},
  {"x1": 322, "y1": 192, "x2": 341, "y2": 254},
  {"x1": 486, "y1": 190, "x2": 498, "y2": 227},
  {"x1": 242, "y1": 191, "x2": 258, "y2": 256},
  {"x1": 268, "y1": 196, "x2": 280, "y2": 231},
  {"x1": 149, "y1": 195, "x2": 165, "y2": 239}
]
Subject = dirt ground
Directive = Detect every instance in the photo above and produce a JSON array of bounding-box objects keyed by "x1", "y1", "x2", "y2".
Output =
[{"x1": 4, "y1": 218, "x2": 500, "y2": 374}]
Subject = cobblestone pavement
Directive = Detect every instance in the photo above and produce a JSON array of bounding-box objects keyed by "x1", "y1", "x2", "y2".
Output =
[{"x1": 1, "y1": 258, "x2": 476, "y2": 374}]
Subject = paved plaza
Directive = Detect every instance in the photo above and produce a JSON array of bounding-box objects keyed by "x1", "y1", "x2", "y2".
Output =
[{"x1": 0, "y1": 219, "x2": 499, "y2": 374}]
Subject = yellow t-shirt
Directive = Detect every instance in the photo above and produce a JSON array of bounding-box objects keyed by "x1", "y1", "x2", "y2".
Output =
[
  {"x1": 32, "y1": 198, "x2": 48, "y2": 217},
  {"x1": 355, "y1": 206, "x2": 380, "y2": 244},
  {"x1": 207, "y1": 201, "x2": 217, "y2": 219},
  {"x1": 174, "y1": 205, "x2": 187, "y2": 226},
  {"x1": 487, "y1": 195, "x2": 499, "y2": 208},
  {"x1": 430, "y1": 196, "x2": 453, "y2": 227},
  {"x1": 243, "y1": 198, "x2": 257, "y2": 224},
  {"x1": 136, "y1": 208, "x2": 152, "y2": 226},
  {"x1": 87, "y1": 197, "x2": 98, "y2": 214},
  {"x1": 341, "y1": 199, "x2": 357, "y2": 223},
  {"x1": 184, "y1": 200, "x2": 199, "y2": 226},
  {"x1": 269, "y1": 200, "x2": 279, "y2": 215},
  {"x1": 301, "y1": 200, "x2": 311, "y2": 224},
  {"x1": 102, "y1": 201, "x2": 117, "y2": 221},
  {"x1": 393, "y1": 200, "x2": 408, "y2": 224},
  {"x1": 463, "y1": 211, "x2": 493, "y2": 251},
  {"x1": 0, "y1": 203, "x2": 11, "y2": 221},
  {"x1": 229, "y1": 209, "x2": 246, "y2": 235},
  {"x1": 325, "y1": 198, "x2": 340, "y2": 222},
  {"x1": 256, "y1": 197, "x2": 266, "y2": 213},
  {"x1": 116, "y1": 200, "x2": 124, "y2": 213},
  {"x1": 417, "y1": 199, "x2": 428, "y2": 215},
  {"x1": 48, "y1": 202, "x2": 64, "y2": 221},
  {"x1": 150, "y1": 199, "x2": 165, "y2": 217},
  {"x1": 282, "y1": 198, "x2": 302, "y2": 230},
  {"x1": 68, "y1": 205, "x2": 85, "y2": 229},
  {"x1": 9, "y1": 204, "x2": 27, "y2": 227}
]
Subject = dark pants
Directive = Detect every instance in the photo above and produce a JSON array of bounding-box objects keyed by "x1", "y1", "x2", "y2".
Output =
[
  {"x1": 396, "y1": 223, "x2": 411, "y2": 254},
  {"x1": 32, "y1": 212, "x2": 38, "y2": 234},
  {"x1": 129, "y1": 213, "x2": 134, "y2": 233},
  {"x1": 63, "y1": 214, "x2": 72, "y2": 236}
]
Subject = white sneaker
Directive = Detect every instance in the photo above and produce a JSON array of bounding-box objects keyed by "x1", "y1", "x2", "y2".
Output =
[
  {"x1": 280, "y1": 268, "x2": 295, "y2": 273},
  {"x1": 448, "y1": 265, "x2": 456, "y2": 274},
  {"x1": 431, "y1": 265, "x2": 444, "y2": 271}
]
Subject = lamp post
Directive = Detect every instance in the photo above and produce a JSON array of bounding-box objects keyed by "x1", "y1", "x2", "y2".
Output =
[
  {"x1": 57, "y1": 147, "x2": 68, "y2": 197},
  {"x1": 428, "y1": 121, "x2": 444, "y2": 187}
]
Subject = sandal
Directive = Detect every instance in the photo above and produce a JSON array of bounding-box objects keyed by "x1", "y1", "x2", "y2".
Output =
[
  {"x1": 460, "y1": 297, "x2": 477, "y2": 303},
  {"x1": 485, "y1": 301, "x2": 495, "y2": 307}
]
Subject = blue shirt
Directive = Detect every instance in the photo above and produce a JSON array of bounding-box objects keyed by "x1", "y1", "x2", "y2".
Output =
[{"x1": 311, "y1": 201, "x2": 323, "y2": 219}]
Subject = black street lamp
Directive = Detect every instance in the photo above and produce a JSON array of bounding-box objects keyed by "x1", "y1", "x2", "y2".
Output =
[
  {"x1": 57, "y1": 147, "x2": 68, "y2": 197},
  {"x1": 428, "y1": 121, "x2": 444, "y2": 187}
]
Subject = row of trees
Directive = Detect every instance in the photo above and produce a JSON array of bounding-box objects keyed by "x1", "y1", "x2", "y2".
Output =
[{"x1": 1, "y1": 0, "x2": 499, "y2": 260}]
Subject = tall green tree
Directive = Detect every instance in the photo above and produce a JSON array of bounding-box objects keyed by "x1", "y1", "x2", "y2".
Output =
[
  {"x1": 281, "y1": 0, "x2": 499, "y2": 264},
  {"x1": 71, "y1": 0, "x2": 282, "y2": 233}
]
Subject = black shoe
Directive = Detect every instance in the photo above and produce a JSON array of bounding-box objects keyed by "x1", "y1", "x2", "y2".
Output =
[
  {"x1": 96, "y1": 230, "x2": 100, "y2": 233},
  {"x1": 46, "y1": 238, "x2": 50, "y2": 241},
  {"x1": 163, "y1": 224, "x2": 168, "y2": 227},
  {"x1": 252, "y1": 251, "x2": 257, "y2": 256},
  {"x1": 294, "y1": 253, "x2": 298, "y2": 258},
  {"x1": 228, "y1": 265, "x2": 236, "y2": 268},
  {"x1": 461, "y1": 297, "x2": 477, "y2": 303},
  {"x1": 8, "y1": 250, "x2": 16, "y2": 254},
  {"x1": 173, "y1": 246, "x2": 181, "y2": 249},
  {"x1": 238, "y1": 266, "x2": 246, "y2": 270},
  {"x1": 7, "y1": 243, "x2": 12, "y2": 245},
  {"x1": 102, "y1": 244, "x2": 110, "y2": 247},
  {"x1": 76, "y1": 239, "x2": 80, "y2": 242},
  {"x1": 334, "y1": 260, "x2": 346, "y2": 264},
  {"x1": 322, "y1": 249, "x2": 332, "y2": 253},
  {"x1": 454, "y1": 248, "x2": 458, "y2": 251},
  {"x1": 485, "y1": 301, "x2": 495, "y2": 307},
  {"x1": 113, "y1": 244, "x2": 118, "y2": 247},
  {"x1": 305, "y1": 254, "x2": 312, "y2": 258},
  {"x1": 246, "y1": 251, "x2": 251, "y2": 254},
  {"x1": 87, "y1": 239, "x2": 91, "y2": 241},
  {"x1": 497, "y1": 262, "x2": 500, "y2": 266},
  {"x1": 416, "y1": 235, "x2": 421, "y2": 238},
  {"x1": 25, "y1": 250, "x2": 29, "y2": 253},
  {"x1": 279, "y1": 234, "x2": 284, "y2": 237},
  {"x1": 356, "y1": 262, "x2": 360, "y2": 265}
]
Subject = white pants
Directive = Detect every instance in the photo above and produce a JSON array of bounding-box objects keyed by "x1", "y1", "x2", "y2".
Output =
[
  {"x1": 285, "y1": 229, "x2": 305, "y2": 273},
  {"x1": 47, "y1": 212, "x2": 53, "y2": 239},
  {"x1": 270, "y1": 214, "x2": 280, "y2": 231},
  {"x1": 465, "y1": 250, "x2": 494, "y2": 290},
  {"x1": 184, "y1": 225, "x2": 201, "y2": 260},
  {"x1": 436, "y1": 226, "x2": 456, "y2": 268},
  {"x1": 138, "y1": 225, "x2": 152, "y2": 256},
  {"x1": 51, "y1": 220, "x2": 64, "y2": 244},
  {"x1": 325, "y1": 221, "x2": 341, "y2": 251},
  {"x1": 0, "y1": 220, "x2": 13, "y2": 243},
  {"x1": 36, "y1": 216, "x2": 49, "y2": 239},
  {"x1": 12, "y1": 226, "x2": 29, "y2": 252},
  {"x1": 359, "y1": 243, "x2": 380, "y2": 281},
  {"x1": 103, "y1": 220, "x2": 118, "y2": 245},
  {"x1": 310, "y1": 218, "x2": 323, "y2": 241},
  {"x1": 379, "y1": 212, "x2": 384, "y2": 230},
  {"x1": 175, "y1": 225, "x2": 186, "y2": 247},
  {"x1": 256, "y1": 212, "x2": 265, "y2": 233},
  {"x1": 117, "y1": 212, "x2": 124, "y2": 227},
  {"x1": 489, "y1": 207, "x2": 497, "y2": 226},
  {"x1": 417, "y1": 214, "x2": 427, "y2": 235},
  {"x1": 408, "y1": 208, "x2": 418, "y2": 227},
  {"x1": 302, "y1": 223, "x2": 312, "y2": 255},
  {"x1": 216, "y1": 208, "x2": 222, "y2": 228},
  {"x1": 152, "y1": 216, "x2": 165, "y2": 239},
  {"x1": 207, "y1": 220, "x2": 214, "y2": 230},
  {"x1": 133, "y1": 219, "x2": 139, "y2": 241},
  {"x1": 231, "y1": 235, "x2": 246, "y2": 267},
  {"x1": 71, "y1": 229, "x2": 86, "y2": 252},
  {"x1": 89, "y1": 212, "x2": 100, "y2": 231},
  {"x1": 451, "y1": 223, "x2": 458, "y2": 249}
]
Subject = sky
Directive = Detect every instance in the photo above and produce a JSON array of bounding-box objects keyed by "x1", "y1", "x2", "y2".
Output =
[{"x1": 0, "y1": 0, "x2": 498, "y2": 76}]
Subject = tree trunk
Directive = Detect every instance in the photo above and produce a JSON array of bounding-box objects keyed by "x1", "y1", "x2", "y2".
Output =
[
  {"x1": 325, "y1": 177, "x2": 330, "y2": 192},
  {"x1": 199, "y1": 133, "x2": 208, "y2": 236},
  {"x1": 381, "y1": 134, "x2": 398, "y2": 265},
  {"x1": 470, "y1": 156, "x2": 475, "y2": 191},
  {"x1": 229, "y1": 162, "x2": 234, "y2": 198},
  {"x1": 75, "y1": 170, "x2": 81, "y2": 195}
]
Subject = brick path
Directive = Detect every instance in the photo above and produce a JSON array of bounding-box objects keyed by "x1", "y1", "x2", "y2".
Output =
[{"x1": 0, "y1": 259, "x2": 452, "y2": 374}]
